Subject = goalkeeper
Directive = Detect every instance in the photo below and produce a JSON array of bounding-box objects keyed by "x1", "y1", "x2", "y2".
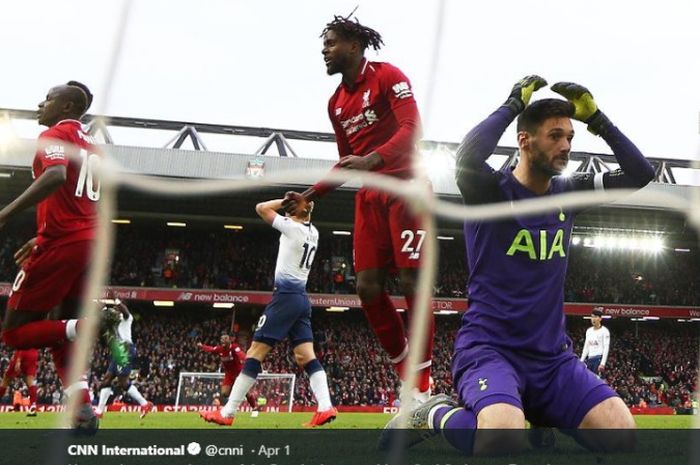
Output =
[
  {"x1": 380, "y1": 76, "x2": 654, "y2": 455},
  {"x1": 200, "y1": 197, "x2": 337, "y2": 427}
]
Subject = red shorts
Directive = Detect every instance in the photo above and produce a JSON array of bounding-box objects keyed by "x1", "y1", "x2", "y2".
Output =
[
  {"x1": 353, "y1": 188, "x2": 424, "y2": 273},
  {"x1": 7, "y1": 241, "x2": 93, "y2": 312},
  {"x1": 4, "y1": 349, "x2": 39, "y2": 378},
  {"x1": 222, "y1": 368, "x2": 241, "y2": 387}
]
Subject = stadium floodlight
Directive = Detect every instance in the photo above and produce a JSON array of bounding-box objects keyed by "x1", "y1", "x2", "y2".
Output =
[
  {"x1": 0, "y1": 172, "x2": 11, "y2": 178},
  {"x1": 396, "y1": 308, "x2": 406, "y2": 313},
  {"x1": 167, "y1": 221, "x2": 187, "y2": 227},
  {"x1": 435, "y1": 310, "x2": 458, "y2": 315},
  {"x1": 583, "y1": 237, "x2": 593, "y2": 247},
  {"x1": 153, "y1": 300, "x2": 175, "y2": 307},
  {"x1": 212, "y1": 303, "x2": 234, "y2": 309},
  {"x1": 650, "y1": 237, "x2": 664, "y2": 253},
  {"x1": 421, "y1": 145, "x2": 455, "y2": 180},
  {"x1": 437, "y1": 236, "x2": 454, "y2": 241},
  {"x1": 224, "y1": 224, "x2": 243, "y2": 230},
  {"x1": 691, "y1": 318, "x2": 700, "y2": 322},
  {"x1": 111, "y1": 219, "x2": 131, "y2": 224},
  {"x1": 571, "y1": 236, "x2": 581, "y2": 246},
  {"x1": 643, "y1": 316, "x2": 660, "y2": 321},
  {"x1": 674, "y1": 248, "x2": 691, "y2": 253},
  {"x1": 332, "y1": 230, "x2": 352, "y2": 236},
  {"x1": 326, "y1": 306, "x2": 349, "y2": 312}
]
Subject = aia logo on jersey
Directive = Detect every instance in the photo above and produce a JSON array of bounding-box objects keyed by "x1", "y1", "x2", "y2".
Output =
[
  {"x1": 362, "y1": 89, "x2": 371, "y2": 108},
  {"x1": 392, "y1": 81, "x2": 412, "y2": 99}
]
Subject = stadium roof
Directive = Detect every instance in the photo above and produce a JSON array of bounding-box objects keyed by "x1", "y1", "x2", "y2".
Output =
[{"x1": 0, "y1": 109, "x2": 697, "y2": 244}]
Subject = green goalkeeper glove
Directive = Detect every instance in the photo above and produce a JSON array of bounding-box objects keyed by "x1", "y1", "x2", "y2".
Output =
[
  {"x1": 504, "y1": 75, "x2": 548, "y2": 114},
  {"x1": 551, "y1": 81, "x2": 611, "y2": 135}
]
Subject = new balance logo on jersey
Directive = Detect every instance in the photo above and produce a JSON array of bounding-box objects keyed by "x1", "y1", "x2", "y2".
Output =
[
  {"x1": 478, "y1": 378, "x2": 488, "y2": 391},
  {"x1": 392, "y1": 81, "x2": 412, "y2": 99},
  {"x1": 335, "y1": 107, "x2": 342, "y2": 116}
]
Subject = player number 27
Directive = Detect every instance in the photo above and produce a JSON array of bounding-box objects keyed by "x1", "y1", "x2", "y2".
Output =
[
  {"x1": 74, "y1": 149, "x2": 101, "y2": 201},
  {"x1": 400, "y1": 229, "x2": 426, "y2": 255}
]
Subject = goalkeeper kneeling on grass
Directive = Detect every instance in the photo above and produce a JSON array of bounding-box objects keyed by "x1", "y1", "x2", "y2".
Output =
[{"x1": 200, "y1": 197, "x2": 337, "y2": 427}]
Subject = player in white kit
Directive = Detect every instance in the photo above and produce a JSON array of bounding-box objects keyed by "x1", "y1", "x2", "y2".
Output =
[
  {"x1": 580, "y1": 309, "x2": 611, "y2": 375},
  {"x1": 200, "y1": 198, "x2": 337, "y2": 427},
  {"x1": 95, "y1": 300, "x2": 153, "y2": 419}
]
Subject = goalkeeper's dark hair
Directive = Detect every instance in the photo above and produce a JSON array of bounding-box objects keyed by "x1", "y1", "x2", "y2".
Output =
[
  {"x1": 517, "y1": 99, "x2": 574, "y2": 133},
  {"x1": 321, "y1": 12, "x2": 384, "y2": 51},
  {"x1": 66, "y1": 80, "x2": 93, "y2": 114}
]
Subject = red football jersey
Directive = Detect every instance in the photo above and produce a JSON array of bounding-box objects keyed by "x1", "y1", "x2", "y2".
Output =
[
  {"x1": 32, "y1": 119, "x2": 99, "y2": 248},
  {"x1": 200, "y1": 343, "x2": 245, "y2": 372},
  {"x1": 314, "y1": 59, "x2": 421, "y2": 196}
]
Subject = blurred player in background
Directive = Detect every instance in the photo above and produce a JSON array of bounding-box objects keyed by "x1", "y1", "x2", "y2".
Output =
[
  {"x1": 382, "y1": 76, "x2": 654, "y2": 455},
  {"x1": 197, "y1": 333, "x2": 258, "y2": 410},
  {"x1": 95, "y1": 300, "x2": 153, "y2": 419},
  {"x1": 0, "y1": 81, "x2": 125, "y2": 430},
  {"x1": 283, "y1": 12, "x2": 433, "y2": 407},
  {"x1": 581, "y1": 309, "x2": 611, "y2": 376},
  {"x1": 200, "y1": 197, "x2": 336, "y2": 427},
  {"x1": 0, "y1": 348, "x2": 39, "y2": 416}
]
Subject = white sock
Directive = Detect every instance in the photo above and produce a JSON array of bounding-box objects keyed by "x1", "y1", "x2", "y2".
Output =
[
  {"x1": 127, "y1": 384, "x2": 148, "y2": 406},
  {"x1": 64, "y1": 320, "x2": 79, "y2": 342},
  {"x1": 221, "y1": 373, "x2": 256, "y2": 418},
  {"x1": 309, "y1": 370, "x2": 333, "y2": 411},
  {"x1": 96, "y1": 387, "x2": 113, "y2": 414}
]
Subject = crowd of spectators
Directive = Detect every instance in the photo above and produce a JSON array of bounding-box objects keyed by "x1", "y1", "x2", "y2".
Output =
[
  {"x1": 2, "y1": 226, "x2": 697, "y2": 305},
  {"x1": 0, "y1": 308, "x2": 696, "y2": 411},
  {"x1": 0, "y1": 224, "x2": 698, "y2": 410}
]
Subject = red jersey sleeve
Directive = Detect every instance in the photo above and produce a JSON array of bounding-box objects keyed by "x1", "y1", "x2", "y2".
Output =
[
  {"x1": 35, "y1": 127, "x2": 70, "y2": 173},
  {"x1": 200, "y1": 344, "x2": 219, "y2": 354},
  {"x1": 233, "y1": 344, "x2": 246, "y2": 362},
  {"x1": 372, "y1": 64, "x2": 421, "y2": 167}
]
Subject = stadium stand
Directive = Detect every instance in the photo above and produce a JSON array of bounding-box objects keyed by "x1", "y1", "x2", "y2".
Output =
[{"x1": 0, "y1": 308, "x2": 696, "y2": 410}]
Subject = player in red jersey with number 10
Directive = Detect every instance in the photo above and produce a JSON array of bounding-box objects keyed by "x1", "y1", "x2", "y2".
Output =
[
  {"x1": 0, "y1": 81, "x2": 125, "y2": 430},
  {"x1": 284, "y1": 13, "x2": 434, "y2": 407}
]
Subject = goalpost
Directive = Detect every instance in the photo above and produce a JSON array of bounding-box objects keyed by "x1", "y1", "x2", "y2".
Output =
[{"x1": 175, "y1": 371, "x2": 296, "y2": 412}]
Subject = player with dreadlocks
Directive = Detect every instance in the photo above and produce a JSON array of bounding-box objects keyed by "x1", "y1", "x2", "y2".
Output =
[{"x1": 284, "y1": 12, "x2": 434, "y2": 409}]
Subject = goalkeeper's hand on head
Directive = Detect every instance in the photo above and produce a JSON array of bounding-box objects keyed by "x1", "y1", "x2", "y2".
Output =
[
  {"x1": 504, "y1": 75, "x2": 548, "y2": 114},
  {"x1": 551, "y1": 81, "x2": 610, "y2": 135}
]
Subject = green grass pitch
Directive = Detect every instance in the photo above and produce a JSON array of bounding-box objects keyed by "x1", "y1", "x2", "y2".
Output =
[{"x1": 0, "y1": 411, "x2": 693, "y2": 429}]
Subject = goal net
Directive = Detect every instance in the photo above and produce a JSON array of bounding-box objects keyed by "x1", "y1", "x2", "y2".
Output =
[{"x1": 175, "y1": 371, "x2": 296, "y2": 412}]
